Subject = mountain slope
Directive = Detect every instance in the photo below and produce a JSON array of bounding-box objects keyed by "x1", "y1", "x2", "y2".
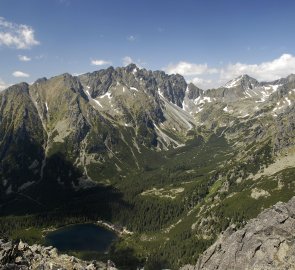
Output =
[
  {"x1": 181, "y1": 196, "x2": 295, "y2": 270},
  {"x1": 0, "y1": 83, "x2": 45, "y2": 195}
]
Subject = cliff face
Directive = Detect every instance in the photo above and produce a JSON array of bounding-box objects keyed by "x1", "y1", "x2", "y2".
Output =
[
  {"x1": 0, "y1": 239, "x2": 114, "y2": 270},
  {"x1": 181, "y1": 196, "x2": 295, "y2": 270}
]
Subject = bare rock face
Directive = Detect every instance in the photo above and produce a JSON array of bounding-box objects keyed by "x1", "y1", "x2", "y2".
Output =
[
  {"x1": 0, "y1": 239, "x2": 111, "y2": 270},
  {"x1": 181, "y1": 197, "x2": 295, "y2": 270}
]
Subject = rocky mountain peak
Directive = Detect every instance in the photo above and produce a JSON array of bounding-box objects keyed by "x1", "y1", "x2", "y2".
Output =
[
  {"x1": 3, "y1": 82, "x2": 29, "y2": 94},
  {"x1": 262, "y1": 73, "x2": 295, "y2": 86},
  {"x1": 287, "y1": 73, "x2": 295, "y2": 82},
  {"x1": 224, "y1": 74, "x2": 259, "y2": 89},
  {"x1": 34, "y1": 77, "x2": 47, "y2": 84},
  {"x1": 124, "y1": 63, "x2": 139, "y2": 73},
  {"x1": 186, "y1": 83, "x2": 203, "y2": 100}
]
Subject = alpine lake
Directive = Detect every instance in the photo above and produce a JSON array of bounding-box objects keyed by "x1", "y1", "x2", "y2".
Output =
[{"x1": 45, "y1": 223, "x2": 118, "y2": 260}]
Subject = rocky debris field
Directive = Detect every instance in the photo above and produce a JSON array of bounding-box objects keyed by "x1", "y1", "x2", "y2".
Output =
[{"x1": 0, "y1": 239, "x2": 115, "y2": 270}]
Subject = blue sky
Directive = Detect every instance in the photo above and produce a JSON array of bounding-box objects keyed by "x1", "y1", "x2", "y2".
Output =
[{"x1": 1, "y1": 0, "x2": 295, "y2": 89}]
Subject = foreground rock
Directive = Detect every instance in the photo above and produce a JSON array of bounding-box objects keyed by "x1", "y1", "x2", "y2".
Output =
[
  {"x1": 0, "y1": 239, "x2": 116, "y2": 270},
  {"x1": 181, "y1": 196, "x2": 295, "y2": 270}
]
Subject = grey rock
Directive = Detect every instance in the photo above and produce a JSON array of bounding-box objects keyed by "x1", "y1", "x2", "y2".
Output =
[
  {"x1": 186, "y1": 83, "x2": 203, "y2": 100},
  {"x1": 0, "y1": 239, "x2": 111, "y2": 270},
  {"x1": 181, "y1": 197, "x2": 295, "y2": 270},
  {"x1": 204, "y1": 74, "x2": 260, "y2": 102},
  {"x1": 18, "y1": 240, "x2": 28, "y2": 251}
]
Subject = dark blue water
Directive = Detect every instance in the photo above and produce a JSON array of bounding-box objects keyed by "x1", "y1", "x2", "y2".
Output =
[{"x1": 45, "y1": 223, "x2": 118, "y2": 253}]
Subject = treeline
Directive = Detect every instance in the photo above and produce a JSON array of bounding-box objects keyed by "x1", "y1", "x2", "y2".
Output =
[
  {"x1": 127, "y1": 197, "x2": 185, "y2": 232},
  {"x1": 0, "y1": 213, "x2": 93, "y2": 240}
]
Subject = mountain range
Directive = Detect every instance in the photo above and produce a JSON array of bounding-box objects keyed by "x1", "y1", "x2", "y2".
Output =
[{"x1": 0, "y1": 64, "x2": 294, "y2": 269}]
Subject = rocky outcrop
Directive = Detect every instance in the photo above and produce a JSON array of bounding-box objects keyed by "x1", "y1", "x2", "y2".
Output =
[
  {"x1": 0, "y1": 239, "x2": 113, "y2": 270},
  {"x1": 181, "y1": 197, "x2": 295, "y2": 270}
]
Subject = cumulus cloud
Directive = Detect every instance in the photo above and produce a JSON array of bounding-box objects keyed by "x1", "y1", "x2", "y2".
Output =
[
  {"x1": 18, "y1": 55, "x2": 31, "y2": 61},
  {"x1": 164, "y1": 54, "x2": 295, "y2": 89},
  {"x1": 164, "y1": 61, "x2": 218, "y2": 76},
  {"x1": 220, "y1": 53, "x2": 295, "y2": 83},
  {"x1": 12, "y1": 71, "x2": 30, "y2": 78},
  {"x1": 127, "y1": 35, "x2": 136, "y2": 42},
  {"x1": 190, "y1": 77, "x2": 213, "y2": 89},
  {"x1": 122, "y1": 56, "x2": 145, "y2": 68},
  {"x1": 0, "y1": 79, "x2": 9, "y2": 91},
  {"x1": 122, "y1": 56, "x2": 133, "y2": 66},
  {"x1": 91, "y1": 59, "x2": 112, "y2": 66},
  {"x1": 0, "y1": 17, "x2": 40, "y2": 49}
]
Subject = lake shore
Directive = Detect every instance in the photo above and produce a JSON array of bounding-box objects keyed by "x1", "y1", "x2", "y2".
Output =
[{"x1": 96, "y1": 220, "x2": 133, "y2": 236}]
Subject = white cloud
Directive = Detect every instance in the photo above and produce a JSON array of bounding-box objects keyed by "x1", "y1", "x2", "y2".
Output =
[
  {"x1": 18, "y1": 55, "x2": 31, "y2": 61},
  {"x1": 122, "y1": 56, "x2": 145, "y2": 68},
  {"x1": 72, "y1": 72, "x2": 85, "y2": 76},
  {"x1": 122, "y1": 56, "x2": 133, "y2": 66},
  {"x1": 127, "y1": 35, "x2": 136, "y2": 42},
  {"x1": 190, "y1": 77, "x2": 213, "y2": 89},
  {"x1": 0, "y1": 79, "x2": 9, "y2": 91},
  {"x1": 91, "y1": 59, "x2": 112, "y2": 66},
  {"x1": 220, "y1": 53, "x2": 295, "y2": 83},
  {"x1": 164, "y1": 61, "x2": 218, "y2": 76},
  {"x1": 163, "y1": 54, "x2": 295, "y2": 89},
  {"x1": 0, "y1": 17, "x2": 40, "y2": 49},
  {"x1": 12, "y1": 71, "x2": 30, "y2": 78}
]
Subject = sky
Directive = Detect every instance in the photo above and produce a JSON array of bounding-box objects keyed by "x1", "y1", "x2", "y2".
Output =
[{"x1": 1, "y1": 0, "x2": 295, "y2": 90}]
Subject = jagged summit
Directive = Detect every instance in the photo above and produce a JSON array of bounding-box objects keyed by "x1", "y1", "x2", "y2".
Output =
[
  {"x1": 3, "y1": 82, "x2": 29, "y2": 93},
  {"x1": 124, "y1": 63, "x2": 139, "y2": 72},
  {"x1": 266, "y1": 73, "x2": 295, "y2": 86},
  {"x1": 34, "y1": 77, "x2": 47, "y2": 84},
  {"x1": 224, "y1": 74, "x2": 259, "y2": 89},
  {"x1": 287, "y1": 73, "x2": 295, "y2": 81}
]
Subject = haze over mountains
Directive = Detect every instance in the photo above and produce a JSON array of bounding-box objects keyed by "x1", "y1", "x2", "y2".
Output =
[{"x1": 0, "y1": 64, "x2": 294, "y2": 269}]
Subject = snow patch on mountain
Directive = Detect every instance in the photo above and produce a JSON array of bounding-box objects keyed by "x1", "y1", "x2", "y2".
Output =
[
  {"x1": 99, "y1": 92, "x2": 112, "y2": 99},
  {"x1": 285, "y1": 97, "x2": 292, "y2": 106},
  {"x1": 224, "y1": 76, "x2": 243, "y2": 88},
  {"x1": 93, "y1": 99, "x2": 103, "y2": 108},
  {"x1": 130, "y1": 87, "x2": 138, "y2": 92},
  {"x1": 154, "y1": 123, "x2": 184, "y2": 149},
  {"x1": 84, "y1": 88, "x2": 104, "y2": 108}
]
